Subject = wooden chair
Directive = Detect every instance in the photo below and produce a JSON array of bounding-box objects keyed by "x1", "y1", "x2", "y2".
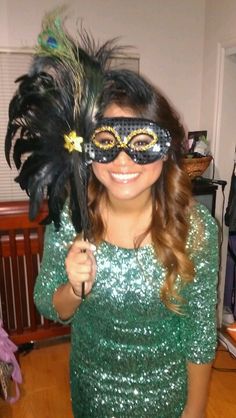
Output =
[{"x1": 0, "y1": 201, "x2": 70, "y2": 345}]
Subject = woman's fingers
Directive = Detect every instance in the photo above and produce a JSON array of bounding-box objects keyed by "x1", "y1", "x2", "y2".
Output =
[
  {"x1": 65, "y1": 240, "x2": 97, "y2": 289},
  {"x1": 69, "y1": 240, "x2": 96, "y2": 254}
]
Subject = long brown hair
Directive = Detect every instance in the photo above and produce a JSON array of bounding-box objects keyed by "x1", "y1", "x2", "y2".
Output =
[{"x1": 88, "y1": 69, "x2": 195, "y2": 312}]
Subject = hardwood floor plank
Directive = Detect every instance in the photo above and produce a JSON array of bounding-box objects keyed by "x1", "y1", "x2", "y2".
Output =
[
  {"x1": 206, "y1": 345, "x2": 236, "y2": 418},
  {"x1": 0, "y1": 341, "x2": 73, "y2": 418}
]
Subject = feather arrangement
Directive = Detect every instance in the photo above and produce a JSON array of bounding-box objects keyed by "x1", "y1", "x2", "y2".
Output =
[{"x1": 5, "y1": 9, "x2": 121, "y2": 236}]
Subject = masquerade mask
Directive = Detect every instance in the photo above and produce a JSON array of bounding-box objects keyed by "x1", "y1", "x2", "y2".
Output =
[{"x1": 86, "y1": 117, "x2": 171, "y2": 164}]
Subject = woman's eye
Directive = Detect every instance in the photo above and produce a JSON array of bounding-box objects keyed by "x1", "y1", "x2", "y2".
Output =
[
  {"x1": 98, "y1": 137, "x2": 113, "y2": 145},
  {"x1": 93, "y1": 132, "x2": 116, "y2": 148},
  {"x1": 129, "y1": 134, "x2": 154, "y2": 150},
  {"x1": 134, "y1": 139, "x2": 149, "y2": 146}
]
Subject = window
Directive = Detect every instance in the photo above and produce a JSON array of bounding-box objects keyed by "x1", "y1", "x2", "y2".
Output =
[{"x1": 0, "y1": 50, "x2": 33, "y2": 201}]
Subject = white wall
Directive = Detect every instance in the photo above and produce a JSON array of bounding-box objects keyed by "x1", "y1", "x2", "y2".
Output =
[
  {"x1": 201, "y1": 0, "x2": 236, "y2": 154},
  {"x1": 201, "y1": 0, "x2": 236, "y2": 323},
  {"x1": 0, "y1": 0, "x2": 205, "y2": 131}
]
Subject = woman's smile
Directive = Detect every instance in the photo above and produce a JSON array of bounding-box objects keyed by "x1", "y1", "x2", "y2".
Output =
[{"x1": 109, "y1": 171, "x2": 140, "y2": 183}]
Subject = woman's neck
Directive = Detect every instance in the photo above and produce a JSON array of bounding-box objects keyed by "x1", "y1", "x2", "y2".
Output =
[
  {"x1": 101, "y1": 192, "x2": 153, "y2": 248},
  {"x1": 106, "y1": 190, "x2": 152, "y2": 216}
]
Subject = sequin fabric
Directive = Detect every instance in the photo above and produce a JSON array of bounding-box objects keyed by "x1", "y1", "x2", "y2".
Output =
[{"x1": 34, "y1": 203, "x2": 219, "y2": 418}]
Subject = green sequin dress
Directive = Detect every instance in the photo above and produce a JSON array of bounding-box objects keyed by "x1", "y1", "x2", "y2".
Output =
[{"x1": 34, "y1": 203, "x2": 219, "y2": 418}]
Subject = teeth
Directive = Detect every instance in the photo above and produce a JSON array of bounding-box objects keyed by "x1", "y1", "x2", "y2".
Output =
[{"x1": 111, "y1": 173, "x2": 139, "y2": 181}]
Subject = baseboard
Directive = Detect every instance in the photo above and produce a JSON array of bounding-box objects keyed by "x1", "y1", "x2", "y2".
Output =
[{"x1": 218, "y1": 330, "x2": 236, "y2": 358}]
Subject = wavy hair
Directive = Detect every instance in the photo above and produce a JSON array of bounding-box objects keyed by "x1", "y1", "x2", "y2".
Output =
[{"x1": 88, "y1": 69, "x2": 195, "y2": 313}]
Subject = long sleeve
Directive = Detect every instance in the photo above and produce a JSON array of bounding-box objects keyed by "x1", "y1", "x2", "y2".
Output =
[
  {"x1": 34, "y1": 205, "x2": 77, "y2": 322},
  {"x1": 180, "y1": 204, "x2": 219, "y2": 363}
]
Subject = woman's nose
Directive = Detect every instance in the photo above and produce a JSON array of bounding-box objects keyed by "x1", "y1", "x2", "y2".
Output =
[{"x1": 114, "y1": 150, "x2": 133, "y2": 165}]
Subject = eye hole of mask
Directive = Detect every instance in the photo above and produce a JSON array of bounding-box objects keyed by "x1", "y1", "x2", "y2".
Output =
[
  {"x1": 92, "y1": 130, "x2": 117, "y2": 149},
  {"x1": 93, "y1": 132, "x2": 116, "y2": 150},
  {"x1": 128, "y1": 133, "x2": 157, "y2": 151}
]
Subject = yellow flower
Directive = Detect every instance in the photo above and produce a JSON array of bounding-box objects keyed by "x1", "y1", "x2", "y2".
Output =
[{"x1": 64, "y1": 131, "x2": 83, "y2": 153}]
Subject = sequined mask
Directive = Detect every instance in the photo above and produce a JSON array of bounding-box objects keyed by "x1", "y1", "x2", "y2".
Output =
[{"x1": 85, "y1": 117, "x2": 172, "y2": 164}]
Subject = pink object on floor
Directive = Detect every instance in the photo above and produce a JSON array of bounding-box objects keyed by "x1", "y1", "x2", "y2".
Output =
[{"x1": 0, "y1": 320, "x2": 22, "y2": 403}]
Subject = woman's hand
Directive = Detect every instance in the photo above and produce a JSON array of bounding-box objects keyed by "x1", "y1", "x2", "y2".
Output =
[{"x1": 65, "y1": 240, "x2": 97, "y2": 297}]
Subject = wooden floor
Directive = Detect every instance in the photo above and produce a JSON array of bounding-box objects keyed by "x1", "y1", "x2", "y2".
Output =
[{"x1": 0, "y1": 341, "x2": 235, "y2": 418}]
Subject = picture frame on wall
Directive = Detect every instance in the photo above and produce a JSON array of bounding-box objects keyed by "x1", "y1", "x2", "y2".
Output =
[{"x1": 187, "y1": 130, "x2": 207, "y2": 154}]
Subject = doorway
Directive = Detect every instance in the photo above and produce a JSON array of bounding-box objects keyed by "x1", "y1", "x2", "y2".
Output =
[{"x1": 215, "y1": 46, "x2": 236, "y2": 356}]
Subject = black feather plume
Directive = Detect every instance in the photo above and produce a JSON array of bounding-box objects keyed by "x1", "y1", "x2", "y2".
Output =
[{"x1": 5, "y1": 10, "x2": 123, "y2": 235}]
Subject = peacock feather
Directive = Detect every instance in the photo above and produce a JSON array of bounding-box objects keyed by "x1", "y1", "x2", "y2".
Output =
[{"x1": 36, "y1": 7, "x2": 84, "y2": 119}]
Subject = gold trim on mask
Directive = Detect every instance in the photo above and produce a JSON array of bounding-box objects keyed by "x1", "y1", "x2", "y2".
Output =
[
  {"x1": 92, "y1": 126, "x2": 121, "y2": 149},
  {"x1": 92, "y1": 126, "x2": 158, "y2": 151}
]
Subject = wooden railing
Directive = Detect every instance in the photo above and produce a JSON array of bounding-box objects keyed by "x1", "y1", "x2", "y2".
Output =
[{"x1": 0, "y1": 201, "x2": 70, "y2": 344}]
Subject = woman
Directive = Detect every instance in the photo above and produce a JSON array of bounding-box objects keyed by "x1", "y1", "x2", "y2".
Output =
[
  {"x1": 5, "y1": 12, "x2": 218, "y2": 418},
  {"x1": 35, "y1": 70, "x2": 218, "y2": 417}
]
